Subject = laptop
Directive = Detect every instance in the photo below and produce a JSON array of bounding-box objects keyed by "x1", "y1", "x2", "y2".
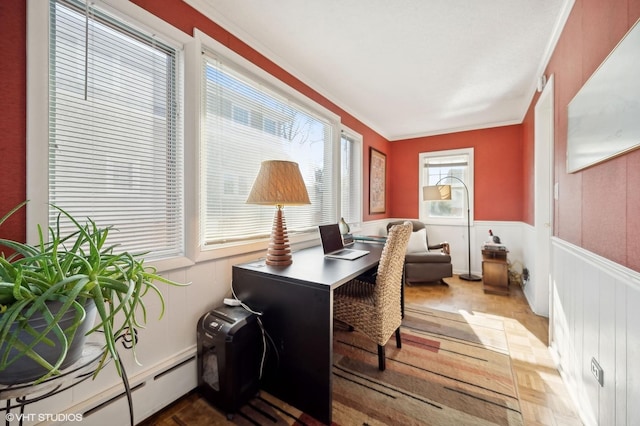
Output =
[{"x1": 318, "y1": 224, "x2": 369, "y2": 260}]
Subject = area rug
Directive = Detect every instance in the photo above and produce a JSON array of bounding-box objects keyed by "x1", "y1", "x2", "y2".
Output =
[
  {"x1": 215, "y1": 305, "x2": 523, "y2": 425},
  {"x1": 330, "y1": 305, "x2": 523, "y2": 425}
]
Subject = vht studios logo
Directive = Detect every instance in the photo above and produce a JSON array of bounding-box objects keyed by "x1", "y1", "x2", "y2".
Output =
[{"x1": 5, "y1": 413, "x2": 83, "y2": 423}]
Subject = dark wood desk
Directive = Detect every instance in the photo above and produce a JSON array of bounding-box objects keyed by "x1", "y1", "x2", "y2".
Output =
[{"x1": 232, "y1": 242, "x2": 383, "y2": 425}]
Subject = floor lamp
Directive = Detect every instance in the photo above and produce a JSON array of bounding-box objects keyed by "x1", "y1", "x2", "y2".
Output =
[
  {"x1": 246, "y1": 160, "x2": 310, "y2": 266},
  {"x1": 423, "y1": 176, "x2": 482, "y2": 281}
]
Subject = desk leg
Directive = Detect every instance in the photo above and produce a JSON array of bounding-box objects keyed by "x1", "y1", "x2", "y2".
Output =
[{"x1": 233, "y1": 269, "x2": 333, "y2": 424}]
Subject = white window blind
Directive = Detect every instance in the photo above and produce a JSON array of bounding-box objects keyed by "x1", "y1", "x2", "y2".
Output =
[
  {"x1": 49, "y1": 0, "x2": 183, "y2": 259},
  {"x1": 340, "y1": 130, "x2": 362, "y2": 227},
  {"x1": 200, "y1": 52, "x2": 336, "y2": 246}
]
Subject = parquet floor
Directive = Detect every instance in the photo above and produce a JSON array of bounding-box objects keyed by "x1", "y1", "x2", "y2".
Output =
[
  {"x1": 404, "y1": 276, "x2": 583, "y2": 425},
  {"x1": 140, "y1": 275, "x2": 583, "y2": 425}
]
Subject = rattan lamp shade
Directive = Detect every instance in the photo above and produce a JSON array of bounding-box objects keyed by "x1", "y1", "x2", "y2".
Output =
[
  {"x1": 247, "y1": 160, "x2": 310, "y2": 266},
  {"x1": 246, "y1": 160, "x2": 310, "y2": 206}
]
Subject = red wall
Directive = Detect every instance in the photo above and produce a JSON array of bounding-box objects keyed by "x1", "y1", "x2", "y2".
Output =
[
  {"x1": 522, "y1": 0, "x2": 640, "y2": 271},
  {"x1": 520, "y1": 106, "x2": 535, "y2": 226},
  {"x1": 389, "y1": 125, "x2": 524, "y2": 221},
  {"x1": 0, "y1": 1, "x2": 27, "y2": 243}
]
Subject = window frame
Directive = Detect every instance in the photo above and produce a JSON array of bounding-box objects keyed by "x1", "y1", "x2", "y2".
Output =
[
  {"x1": 418, "y1": 148, "x2": 475, "y2": 226},
  {"x1": 27, "y1": 4, "x2": 363, "y2": 268},
  {"x1": 192, "y1": 29, "x2": 345, "y2": 261},
  {"x1": 339, "y1": 126, "x2": 363, "y2": 231},
  {"x1": 27, "y1": 0, "x2": 194, "y2": 272}
]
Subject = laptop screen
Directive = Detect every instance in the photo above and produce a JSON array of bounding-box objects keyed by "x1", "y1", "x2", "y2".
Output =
[{"x1": 318, "y1": 224, "x2": 344, "y2": 254}]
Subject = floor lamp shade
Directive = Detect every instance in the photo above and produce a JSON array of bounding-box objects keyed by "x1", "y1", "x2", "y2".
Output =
[
  {"x1": 247, "y1": 160, "x2": 310, "y2": 266},
  {"x1": 423, "y1": 177, "x2": 481, "y2": 281},
  {"x1": 422, "y1": 185, "x2": 452, "y2": 201}
]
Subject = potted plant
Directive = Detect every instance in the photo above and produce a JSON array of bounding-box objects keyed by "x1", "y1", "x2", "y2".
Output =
[{"x1": 0, "y1": 202, "x2": 187, "y2": 385}]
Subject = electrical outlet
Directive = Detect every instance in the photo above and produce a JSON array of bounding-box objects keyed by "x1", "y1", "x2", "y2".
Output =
[{"x1": 591, "y1": 358, "x2": 604, "y2": 387}]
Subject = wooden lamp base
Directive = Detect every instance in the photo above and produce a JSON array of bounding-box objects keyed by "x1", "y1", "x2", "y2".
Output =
[{"x1": 266, "y1": 206, "x2": 292, "y2": 266}]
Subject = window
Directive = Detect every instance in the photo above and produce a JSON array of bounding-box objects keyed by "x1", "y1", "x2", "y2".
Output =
[
  {"x1": 200, "y1": 49, "x2": 340, "y2": 247},
  {"x1": 41, "y1": 0, "x2": 183, "y2": 260},
  {"x1": 232, "y1": 105, "x2": 250, "y2": 125},
  {"x1": 340, "y1": 129, "x2": 362, "y2": 228},
  {"x1": 419, "y1": 148, "x2": 474, "y2": 225}
]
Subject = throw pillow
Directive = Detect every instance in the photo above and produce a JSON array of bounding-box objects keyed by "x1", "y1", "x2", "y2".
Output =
[{"x1": 406, "y1": 228, "x2": 428, "y2": 254}]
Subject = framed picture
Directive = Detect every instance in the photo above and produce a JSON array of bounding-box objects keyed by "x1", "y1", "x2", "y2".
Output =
[{"x1": 369, "y1": 147, "x2": 386, "y2": 214}]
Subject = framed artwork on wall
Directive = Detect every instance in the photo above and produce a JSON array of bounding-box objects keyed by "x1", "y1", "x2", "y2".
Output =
[{"x1": 369, "y1": 147, "x2": 386, "y2": 214}]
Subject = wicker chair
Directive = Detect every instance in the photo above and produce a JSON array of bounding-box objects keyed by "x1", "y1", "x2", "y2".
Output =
[{"x1": 333, "y1": 221, "x2": 413, "y2": 371}]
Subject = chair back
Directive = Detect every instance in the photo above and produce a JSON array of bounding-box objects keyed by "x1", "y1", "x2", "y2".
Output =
[
  {"x1": 387, "y1": 219, "x2": 430, "y2": 246},
  {"x1": 375, "y1": 221, "x2": 412, "y2": 308}
]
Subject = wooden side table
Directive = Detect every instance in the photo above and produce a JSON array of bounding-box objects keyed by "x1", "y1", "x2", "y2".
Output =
[{"x1": 481, "y1": 248, "x2": 509, "y2": 295}]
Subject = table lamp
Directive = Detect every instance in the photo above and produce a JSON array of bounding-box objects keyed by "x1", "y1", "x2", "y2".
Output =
[
  {"x1": 246, "y1": 160, "x2": 310, "y2": 266},
  {"x1": 423, "y1": 176, "x2": 482, "y2": 281}
]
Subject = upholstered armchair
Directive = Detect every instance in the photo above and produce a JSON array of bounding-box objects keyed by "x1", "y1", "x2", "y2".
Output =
[{"x1": 386, "y1": 220, "x2": 453, "y2": 286}]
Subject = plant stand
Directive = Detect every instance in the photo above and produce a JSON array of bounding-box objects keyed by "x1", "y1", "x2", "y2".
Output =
[{"x1": 0, "y1": 342, "x2": 133, "y2": 426}]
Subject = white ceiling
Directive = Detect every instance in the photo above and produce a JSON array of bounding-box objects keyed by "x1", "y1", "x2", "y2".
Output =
[{"x1": 185, "y1": 0, "x2": 572, "y2": 140}]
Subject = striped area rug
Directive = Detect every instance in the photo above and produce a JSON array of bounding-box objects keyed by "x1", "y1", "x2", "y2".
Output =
[
  {"x1": 226, "y1": 305, "x2": 523, "y2": 425},
  {"x1": 330, "y1": 305, "x2": 522, "y2": 425}
]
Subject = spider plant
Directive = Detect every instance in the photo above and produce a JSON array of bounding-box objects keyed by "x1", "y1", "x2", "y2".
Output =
[{"x1": 0, "y1": 202, "x2": 187, "y2": 384}]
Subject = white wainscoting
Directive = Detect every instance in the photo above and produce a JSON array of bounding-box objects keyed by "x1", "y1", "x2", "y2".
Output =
[
  {"x1": 520, "y1": 223, "x2": 551, "y2": 317},
  {"x1": 550, "y1": 238, "x2": 640, "y2": 426}
]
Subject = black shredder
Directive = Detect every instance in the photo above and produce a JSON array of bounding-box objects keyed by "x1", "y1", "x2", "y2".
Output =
[{"x1": 197, "y1": 305, "x2": 262, "y2": 418}]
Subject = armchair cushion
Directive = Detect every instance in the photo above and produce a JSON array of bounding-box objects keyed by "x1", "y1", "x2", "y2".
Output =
[{"x1": 406, "y1": 228, "x2": 429, "y2": 253}]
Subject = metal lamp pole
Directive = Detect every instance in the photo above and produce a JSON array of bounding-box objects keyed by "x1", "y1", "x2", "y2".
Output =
[{"x1": 433, "y1": 176, "x2": 482, "y2": 281}]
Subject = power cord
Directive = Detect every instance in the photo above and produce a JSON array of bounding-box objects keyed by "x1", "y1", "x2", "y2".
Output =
[{"x1": 228, "y1": 282, "x2": 279, "y2": 379}]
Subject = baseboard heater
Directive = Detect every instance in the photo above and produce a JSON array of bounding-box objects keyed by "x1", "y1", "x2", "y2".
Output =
[{"x1": 83, "y1": 382, "x2": 145, "y2": 418}]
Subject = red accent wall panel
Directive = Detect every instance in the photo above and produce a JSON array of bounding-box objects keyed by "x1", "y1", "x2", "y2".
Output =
[
  {"x1": 581, "y1": 156, "x2": 627, "y2": 264},
  {"x1": 389, "y1": 125, "x2": 523, "y2": 221},
  {"x1": 633, "y1": 0, "x2": 640, "y2": 25},
  {"x1": 527, "y1": 0, "x2": 585, "y2": 245},
  {"x1": 582, "y1": 0, "x2": 629, "y2": 80},
  {"x1": 521, "y1": 0, "x2": 640, "y2": 271},
  {"x1": 521, "y1": 106, "x2": 535, "y2": 226},
  {"x1": 627, "y1": 149, "x2": 640, "y2": 271},
  {"x1": 0, "y1": 1, "x2": 27, "y2": 243}
]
